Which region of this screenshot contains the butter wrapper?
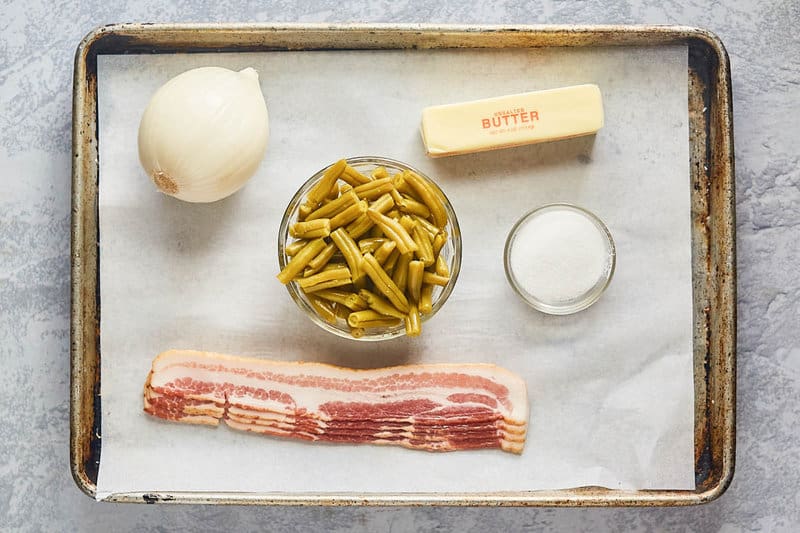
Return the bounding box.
[420,84,604,157]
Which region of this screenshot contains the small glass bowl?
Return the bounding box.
[504,203,616,315]
[278,156,462,341]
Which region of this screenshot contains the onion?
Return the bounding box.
[137,67,269,203]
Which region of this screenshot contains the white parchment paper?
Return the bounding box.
[96,46,693,498]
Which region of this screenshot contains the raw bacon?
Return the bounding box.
[143,350,529,453]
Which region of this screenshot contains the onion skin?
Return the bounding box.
[138,67,269,203]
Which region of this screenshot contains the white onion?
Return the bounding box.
[137,66,269,203]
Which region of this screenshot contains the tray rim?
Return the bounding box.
[70,22,736,507]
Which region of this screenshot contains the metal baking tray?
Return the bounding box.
[70,23,735,506]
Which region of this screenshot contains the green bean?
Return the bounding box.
[277,238,327,283]
[306,159,346,206]
[374,240,397,265]
[404,303,421,337]
[361,253,409,313]
[435,254,450,277]
[358,289,406,319]
[290,218,331,239]
[353,177,394,201]
[367,209,417,255]
[419,284,434,313]
[404,171,447,228]
[306,190,358,221]
[358,237,388,254]
[284,240,308,257]
[297,264,352,292]
[313,288,368,311]
[308,295,337,325]
[407,260,424,303]
[329,200,367,229]
[340,164,372,186]
[422,271,449,286]
[347,310,402,329]
[412,225,435,267]
[330,228,364,286]
[392,252,412,293]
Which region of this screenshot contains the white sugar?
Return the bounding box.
[509,209,609,303]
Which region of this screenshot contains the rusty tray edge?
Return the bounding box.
[70,23,736,506]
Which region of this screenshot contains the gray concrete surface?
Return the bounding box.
[1,0,798,531]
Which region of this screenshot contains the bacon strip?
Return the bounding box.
[143,350,529,454]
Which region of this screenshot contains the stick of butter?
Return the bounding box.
[420,84,603,158]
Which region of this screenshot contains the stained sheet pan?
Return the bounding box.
[70,23,735,506]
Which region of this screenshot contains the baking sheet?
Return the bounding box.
[96,45,693,498]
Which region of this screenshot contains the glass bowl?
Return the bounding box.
[278,156,462,341]
[504,203,615,315]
